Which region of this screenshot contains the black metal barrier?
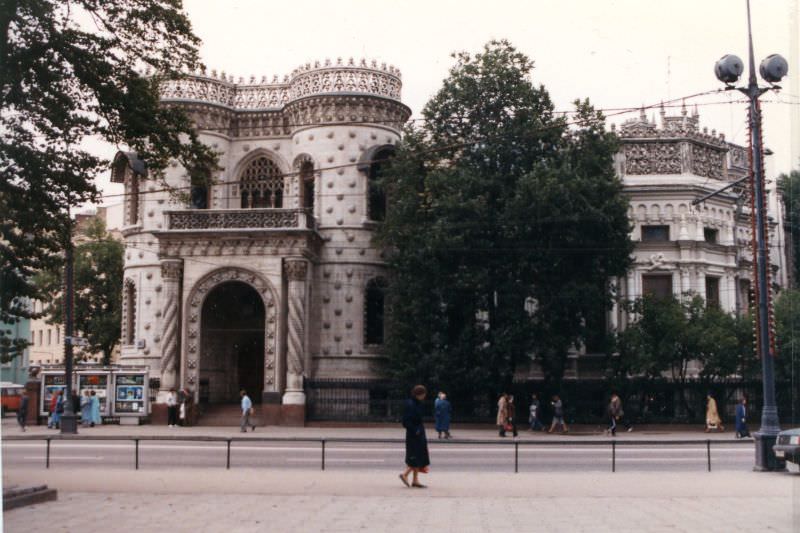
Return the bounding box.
[3,435,753,473]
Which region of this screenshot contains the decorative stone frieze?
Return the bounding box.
[166,208,310,230]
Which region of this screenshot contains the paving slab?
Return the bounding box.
[2,467,798,532]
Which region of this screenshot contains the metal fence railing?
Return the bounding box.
[3,435,753,473]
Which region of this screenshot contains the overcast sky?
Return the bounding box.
[95,0,798,206]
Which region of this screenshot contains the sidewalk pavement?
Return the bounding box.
[3,466,798,532]
[2,417,765,441]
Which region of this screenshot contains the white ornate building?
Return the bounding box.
[113,59,410,423]
[610,105,788,332]
[114,60,790,416]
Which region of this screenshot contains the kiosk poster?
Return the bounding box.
[115,375,145,413]
[42,374,67,413]
[78,374,109,414]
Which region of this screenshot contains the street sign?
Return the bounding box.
[66,336,89,347]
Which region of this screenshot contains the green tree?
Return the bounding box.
[377,40,633,398]
[1,0,217,360]
[778,170,800,283]
[614,295,755,383]
[774,288,800,381]
[35,218,124,364]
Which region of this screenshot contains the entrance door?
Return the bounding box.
[200,281,265,404]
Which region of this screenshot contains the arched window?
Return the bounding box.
[364,277,388,345]
[123,280,136,345]
[240,156,283,208]
[128,174,140,224]
[367,148,394,222]
[300,160,315,210]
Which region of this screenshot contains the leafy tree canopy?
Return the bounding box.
[1,0,217,356]
[377,40,633,398]
[34,218,123,364]
[614,295,755,383]
[779,170,800,283]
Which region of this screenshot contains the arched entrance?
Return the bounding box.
[199,281,265,404]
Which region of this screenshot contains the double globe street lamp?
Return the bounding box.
[713,0,789,471]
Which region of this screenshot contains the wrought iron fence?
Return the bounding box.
[305,378,799,426]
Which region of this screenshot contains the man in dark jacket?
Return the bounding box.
[607,393,633,436]
[17,391,29,432]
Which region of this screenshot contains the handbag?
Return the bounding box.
[503,420,513,432]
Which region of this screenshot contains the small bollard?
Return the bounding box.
[321,439,326,471]
[227,439,232,470]
[706,440,711,472]
[612,441,616,473]
[46,438,51,469]
[514,441,519,473]
[135,439,139,470]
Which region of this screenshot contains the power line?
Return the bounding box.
[97,89,732,202]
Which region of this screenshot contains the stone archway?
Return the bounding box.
[183,268,278,402]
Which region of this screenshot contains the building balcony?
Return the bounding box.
[164,208,316,231]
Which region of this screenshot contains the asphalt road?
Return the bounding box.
[2,439,757,473]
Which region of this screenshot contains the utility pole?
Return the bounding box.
[60,208,78,434]
[714,0,788,471]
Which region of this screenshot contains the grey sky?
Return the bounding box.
[95,0,797,205]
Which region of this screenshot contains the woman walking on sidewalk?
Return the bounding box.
[548,395,568,434]
[434,391,452,439]
[705,393,725,432]
[497,392,509,437]
[90,390,101,426]
[399,385,430,488]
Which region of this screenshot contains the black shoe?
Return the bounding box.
[251,425,255,431]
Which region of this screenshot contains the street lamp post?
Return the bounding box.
[714,0,789,471]
[60,209,78,434]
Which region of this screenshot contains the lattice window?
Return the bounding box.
[364,277,388,345]
[240,156,283,208]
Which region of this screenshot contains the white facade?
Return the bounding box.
[115,59,410,416]
[611,106,788,331]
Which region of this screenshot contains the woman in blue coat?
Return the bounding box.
[399,385,430,488]
[89,390,101,426]
[434,391,452,439]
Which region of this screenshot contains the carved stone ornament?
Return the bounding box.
[619,108,729,179]
[183,267,279,391]
[161,259,183,281]
[284,260,308,282]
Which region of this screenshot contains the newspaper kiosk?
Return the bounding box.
[112,371,149,424]
[76,369,112,418]
[39,369,69,417]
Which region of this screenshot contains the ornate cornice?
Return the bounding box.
[160,59,403,111]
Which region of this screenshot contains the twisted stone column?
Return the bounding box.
[283,259,308,405]
[159,259,183,391]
